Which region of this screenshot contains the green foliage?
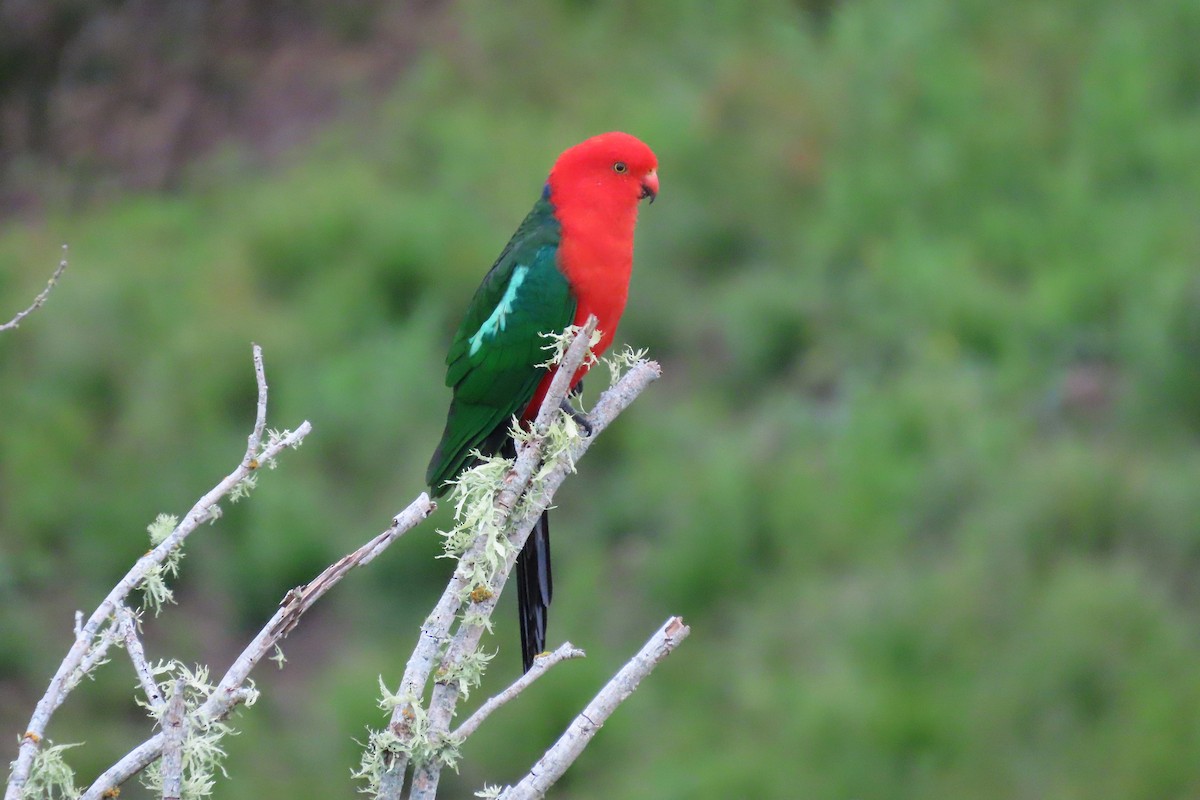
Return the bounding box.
[3,0,1200,797]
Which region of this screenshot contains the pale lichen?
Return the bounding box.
[136,662,257,800]
[20,739,80,800]
[604,343,650,385]
[354,682,461,791]
[139,514,182,614]
[536,324,601,371]
[227,473,257,502]
[435,647,495,701]
[437,453,516,593]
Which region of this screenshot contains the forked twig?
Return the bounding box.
[78,494,435,800]
[5,345,311,800]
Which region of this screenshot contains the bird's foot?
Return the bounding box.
[558,398,594,436]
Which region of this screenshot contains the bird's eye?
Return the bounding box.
[613,162,628,174]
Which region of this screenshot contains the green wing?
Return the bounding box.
[426,195,576,494]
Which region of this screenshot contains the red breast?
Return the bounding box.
[523,132,658,418]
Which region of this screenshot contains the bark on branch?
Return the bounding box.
[501,616,691,799]
[450,643,587,743]
[159,680,186,800]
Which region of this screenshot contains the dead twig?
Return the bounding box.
[501,617,691,800]
[0,245,68,332]
[450,643,587,743]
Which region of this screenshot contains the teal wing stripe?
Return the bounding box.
[469,265,530,356]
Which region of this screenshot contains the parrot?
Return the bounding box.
[425,131,658,672]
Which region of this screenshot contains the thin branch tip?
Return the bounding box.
[0,249,69,333]
[501,616,690,799]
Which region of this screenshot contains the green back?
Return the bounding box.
[426,193,576,494]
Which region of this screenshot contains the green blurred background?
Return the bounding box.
[3,0,1200,797]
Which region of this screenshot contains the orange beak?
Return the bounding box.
[640,169,659,203]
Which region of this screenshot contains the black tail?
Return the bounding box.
[516,510,553,672]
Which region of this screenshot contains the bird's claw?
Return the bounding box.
[559,398,594,436]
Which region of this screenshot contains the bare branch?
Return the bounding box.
[4,346,311,800]
[450,643,587,743]
[116,606,164,710]
[248,343,269,456]
[0,245,68,332]
[160,680,186,800]
[67,624,119,695]
[208,494,434,712]
[77,494,436,800]
[501,617,691,800]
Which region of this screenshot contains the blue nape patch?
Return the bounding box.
[469,265,530,355]
[542,182,551,200]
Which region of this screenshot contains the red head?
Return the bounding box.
[528,132,659,414]
[546,132,659,215]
